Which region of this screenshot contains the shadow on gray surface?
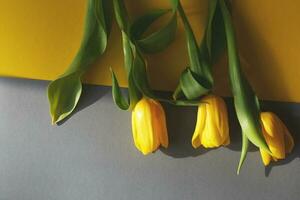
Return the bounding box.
[160,99,254,158]
[0,78,110,126]
[160,103,210,158]
[160,98,300,176]
[1,77,299,176]
[57,84,110,125]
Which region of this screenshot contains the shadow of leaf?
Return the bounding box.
[160,96,300,169]
[57,84,110,125]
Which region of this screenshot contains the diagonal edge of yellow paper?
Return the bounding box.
[0,0,300,103]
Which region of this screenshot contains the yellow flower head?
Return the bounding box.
[132,98,168,155]
[192,95,230,148]
[259,112,294,166]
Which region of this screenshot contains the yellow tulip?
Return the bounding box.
[131,98,169,155]
[192,95,230,148]
[259,112,294,166]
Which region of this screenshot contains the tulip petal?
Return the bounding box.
[215,96,230,145]
[283,126,295,154]
[202,96,225,148]
[151,100,169,148]
[192,135,202,149]
[261,112,286,159]
[132,99,156,155]
[131,110,141,151]
[203,107,221,147]
[149,101,160,151]
[191,103,206,148]
[143,100,157,155]
[261,112,276,137]
[260,149,272,166]
[223,136,230,146]
[192,95,229,148]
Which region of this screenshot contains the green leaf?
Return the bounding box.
[172,85,185,100]
[113,0,130,33]
[112,1,144,110]
[237,132,249,175]
[177,2,203,75]
[47,0,112,124]
[131,9,170,40]
[48,72,82,124]
[113,0,177,106]
[173,0,223,100]
[170,0,179,10]
[219,0,271,171]
[197,0,226,84]
[111,69,130,110]
[111,32,142,110]
[130,6,178,54]
[205,0,226,62]
[179,68,212,100]
[127,72,143,110]
[131,48,156,98]
[136,14,177,54]
[172,1,205,100]
[121,32,143,109]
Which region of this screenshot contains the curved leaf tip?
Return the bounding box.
[47,0,112,124]
[48,73,82,124]
[110,68,130,110]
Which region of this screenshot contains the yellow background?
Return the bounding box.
[0,0,299,103]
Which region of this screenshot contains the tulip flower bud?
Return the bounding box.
[131,98,169,155]
[259,112,294,166]
[192,95,230,148]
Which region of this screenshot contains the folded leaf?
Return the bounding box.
[179,68,212,100]
[131,9,170,40]
[48,0,112,124]
[136,13,177,54]
[173,0,225,100]
[48,72,82,124]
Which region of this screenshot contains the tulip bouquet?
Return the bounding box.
[47,0,294,174]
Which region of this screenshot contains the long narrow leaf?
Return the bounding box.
[112,0,143,110]
[205,0,226,62]
[237,132,249,174]
[111,30,142,110]
[111,69,130,110]
[219,0,270,172]
[177,2,203,74]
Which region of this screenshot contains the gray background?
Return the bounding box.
[0,77,299,200]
